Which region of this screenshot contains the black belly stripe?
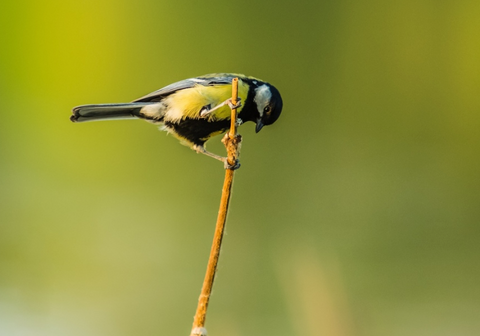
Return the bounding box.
[164,118,231,146]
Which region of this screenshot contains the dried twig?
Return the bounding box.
[190,78,242,336]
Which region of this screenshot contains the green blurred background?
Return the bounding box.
[1,0,479,335]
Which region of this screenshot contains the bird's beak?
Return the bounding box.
[255,119,264,133]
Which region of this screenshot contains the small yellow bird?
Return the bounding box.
[71,73,283,168]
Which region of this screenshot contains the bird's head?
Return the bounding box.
[252,82,283,133]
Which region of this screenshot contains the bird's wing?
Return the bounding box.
[133,74,240,103]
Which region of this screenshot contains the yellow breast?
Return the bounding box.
[164,79,250,122]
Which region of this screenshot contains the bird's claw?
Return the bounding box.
[200,98,242,118]
[227,98,242,110]
[223,158,241,170]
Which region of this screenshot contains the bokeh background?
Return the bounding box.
[1,0,479,335]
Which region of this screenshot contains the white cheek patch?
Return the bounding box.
[254,84,272,117]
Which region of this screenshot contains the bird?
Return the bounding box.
[71,73,283,168]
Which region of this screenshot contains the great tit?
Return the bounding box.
[71,73,283,167]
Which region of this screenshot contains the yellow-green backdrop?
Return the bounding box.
[1,0,479,335]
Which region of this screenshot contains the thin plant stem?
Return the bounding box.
[190,78,242,336]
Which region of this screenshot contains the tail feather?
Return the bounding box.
[70,103,152,123]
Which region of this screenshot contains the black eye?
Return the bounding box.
[263,106,271,113]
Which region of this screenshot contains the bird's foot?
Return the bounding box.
[200,98,242,117]
[223,158,241,170]
[226,98,242,110]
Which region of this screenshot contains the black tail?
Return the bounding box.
[70,103,153,123]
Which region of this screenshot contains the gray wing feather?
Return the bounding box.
[133,78,200,102]
[133,74,241,103]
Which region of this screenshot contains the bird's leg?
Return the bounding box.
[200,98,242,117]
[193,144,225,162]
[193,144,241,170]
